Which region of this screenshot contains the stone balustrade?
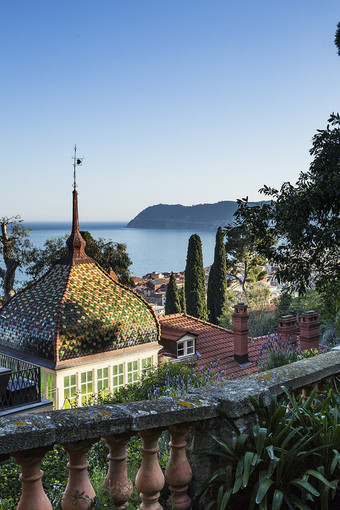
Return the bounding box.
[1,349,340,509]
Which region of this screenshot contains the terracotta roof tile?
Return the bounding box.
[159,313,265,379]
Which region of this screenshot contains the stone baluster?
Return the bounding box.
[12,446,52,510]
[165,424,192,510]
[317,376,333,395]
[103,433,133,509]
[301,384,314,403]
[62,439,96,510]
[135,428,165,510]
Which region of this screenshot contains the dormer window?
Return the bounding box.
[177,338,195,357]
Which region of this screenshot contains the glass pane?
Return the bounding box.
[71,375,76,386]
[64,376,69,387]
[103,368,108,377]
[81,373,86,383]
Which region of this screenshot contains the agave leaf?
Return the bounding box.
[284,492,312,510]
[305,469,337,489]
[217,409,241,436]
[242,451,256,487]
[330,449,340,474]
[271,489,284,510]
[266,445,276,460]
[211,435,238,460]
[234,433,249,456]
[253,425,267,455]
[256,478,274,504]
[216,486,232,510]
[290,478,320,497]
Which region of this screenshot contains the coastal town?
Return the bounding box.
[133,264,280,315]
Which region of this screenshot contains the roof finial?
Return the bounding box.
[72,145,83,190]
[58,147,91,265]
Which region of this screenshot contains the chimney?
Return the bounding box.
[277,315,298,346]
[299,310,320,351]
[233,303,249,364]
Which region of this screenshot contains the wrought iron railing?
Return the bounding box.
[0,353,41,410]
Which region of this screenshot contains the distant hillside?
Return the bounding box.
[126,201,268,230]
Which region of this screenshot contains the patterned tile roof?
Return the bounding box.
[159,314,264,379]
[0,262,159,364]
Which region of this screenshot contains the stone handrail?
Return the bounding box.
[1,350,340,509]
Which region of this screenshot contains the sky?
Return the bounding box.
[1,1,339,222]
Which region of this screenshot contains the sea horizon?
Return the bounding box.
[13,222,218,284]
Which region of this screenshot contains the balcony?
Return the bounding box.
[0,353,52,417]
[0,349,339,509]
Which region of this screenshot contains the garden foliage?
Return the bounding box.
[197,385,340,510]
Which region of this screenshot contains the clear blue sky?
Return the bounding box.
[1,1,339,221]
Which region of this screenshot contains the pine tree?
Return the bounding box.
[185,234,208,320]
[179,286,186,313]
[165,272,181,315]
[207,227,228,324]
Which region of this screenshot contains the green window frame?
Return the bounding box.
[46,373,56,407]
[112,363,124,390]
[64,374,76,409]
[141,357,152,373]
[97,367,109,398]
[81,370,93,406]
[127,360,138,384]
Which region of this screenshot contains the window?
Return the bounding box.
[127,360,138,383]
[46,373,56,407]
[112,363,124,390]
[64,374,76,409]
[177,339,195,357]
[142,357,152,374]
[81,370,93,406]
[177,342,185,357]
[186,340,194,355]
[97,367,109,398]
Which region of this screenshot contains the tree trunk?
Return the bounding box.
[3,260,19,301]
[1,220,20,302]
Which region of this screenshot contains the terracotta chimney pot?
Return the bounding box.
[233,303,249,364]
[299,310,320,351]
[277,315,298,346]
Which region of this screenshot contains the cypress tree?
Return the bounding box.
[185,234,208,320]
[165,272,181,315]
[207,227,227,324]
[179,285,186,313]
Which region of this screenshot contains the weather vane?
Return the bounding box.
[72,145,84,190]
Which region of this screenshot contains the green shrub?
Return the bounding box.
[196,388,339,510]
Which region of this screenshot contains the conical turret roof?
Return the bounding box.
[0,176,159,366]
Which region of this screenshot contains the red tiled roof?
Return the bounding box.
[159,313,265,379]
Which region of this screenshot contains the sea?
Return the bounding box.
[14,222,218,285]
